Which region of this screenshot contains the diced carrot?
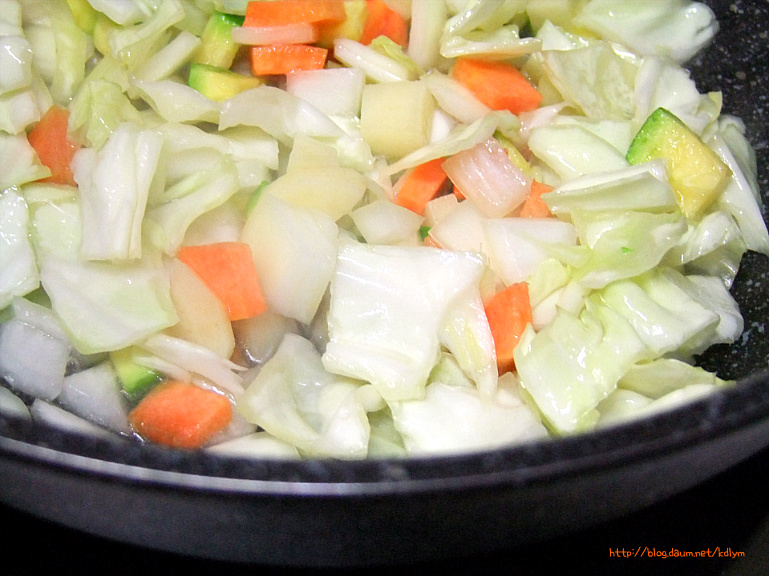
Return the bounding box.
[250,43,328,75]
[395,157,449,215]
[244,0,347,27]
[451,57,542,115]
[519,180,554,218]
[359,0,408,48]
[26,105,81,186]
[453,186,466,201]
[176,242,268,321]
[129,380,233,449]
[484,282,532,374]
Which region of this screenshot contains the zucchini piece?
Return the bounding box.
[187,62,262,102]
[627,107,730,219]
[109,346,161,402]
[192,11,245,68]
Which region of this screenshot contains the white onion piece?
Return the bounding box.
[422,69,491,124]
[30,399,115,439]
[517,103,568,144]
[286,67,365,117]
[333,38,414,83]
[428,199,487,253]
[231,23,318,46]
[0,320,68,401]
[430,108,458,143]
[442,138,530,217]
[57,362,131,434]
[423,192,460,227]
[139,334,246,396]
[351,199,423,246]
[0,386,30,420]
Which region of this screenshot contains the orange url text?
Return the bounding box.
[609,547,745,559]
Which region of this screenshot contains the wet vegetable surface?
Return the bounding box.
[1,0,768,567]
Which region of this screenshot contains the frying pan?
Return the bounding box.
[1,0,767,567]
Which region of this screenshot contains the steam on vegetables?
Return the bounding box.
[1,0,768,459]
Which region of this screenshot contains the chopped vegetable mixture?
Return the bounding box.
[1,0,768,458]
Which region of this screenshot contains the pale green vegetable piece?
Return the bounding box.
[0,133,50,189]
[514,301,649,434]
[597,270,720,357]
[390,377,548,455]
[0,35,33,95]
[144,158,240,255]
[207,431,301,459]
[238,334,370,459]
[618,357,730,399]
[528,124,629,179]
[571,210,688,289]
[24,183,82,262]
[322,240,496,403]
[573,0,718,63]
[0,189,39,308]
[540,42,638,120]
[73,122,164,260]
[40,255,178,354]
[542,161,678,216]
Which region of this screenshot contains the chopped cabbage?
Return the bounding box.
[1,0,765,459]
[573,0,718,64]
[238,334,370,458]
[0,188,39,308]
[322,240,495,403]
[73,122,164,260]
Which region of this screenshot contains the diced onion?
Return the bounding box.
[285,67,365,117]
[57,362,131,434]
[442,138,530,217]
[333,38,414,83]
[30,399,115,439]
[231,23,319,46]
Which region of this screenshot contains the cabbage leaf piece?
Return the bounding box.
[573,0,718,64]
[0,188,39,308]
[514,299,650,434]
[238,334,370,459]
[571,210,688,289]
[322,240,497,403]
[0,133,50,189]
[540,42,638,121]
[39,255,178,355]
[391,371,548,455]
[73,122,164,261]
